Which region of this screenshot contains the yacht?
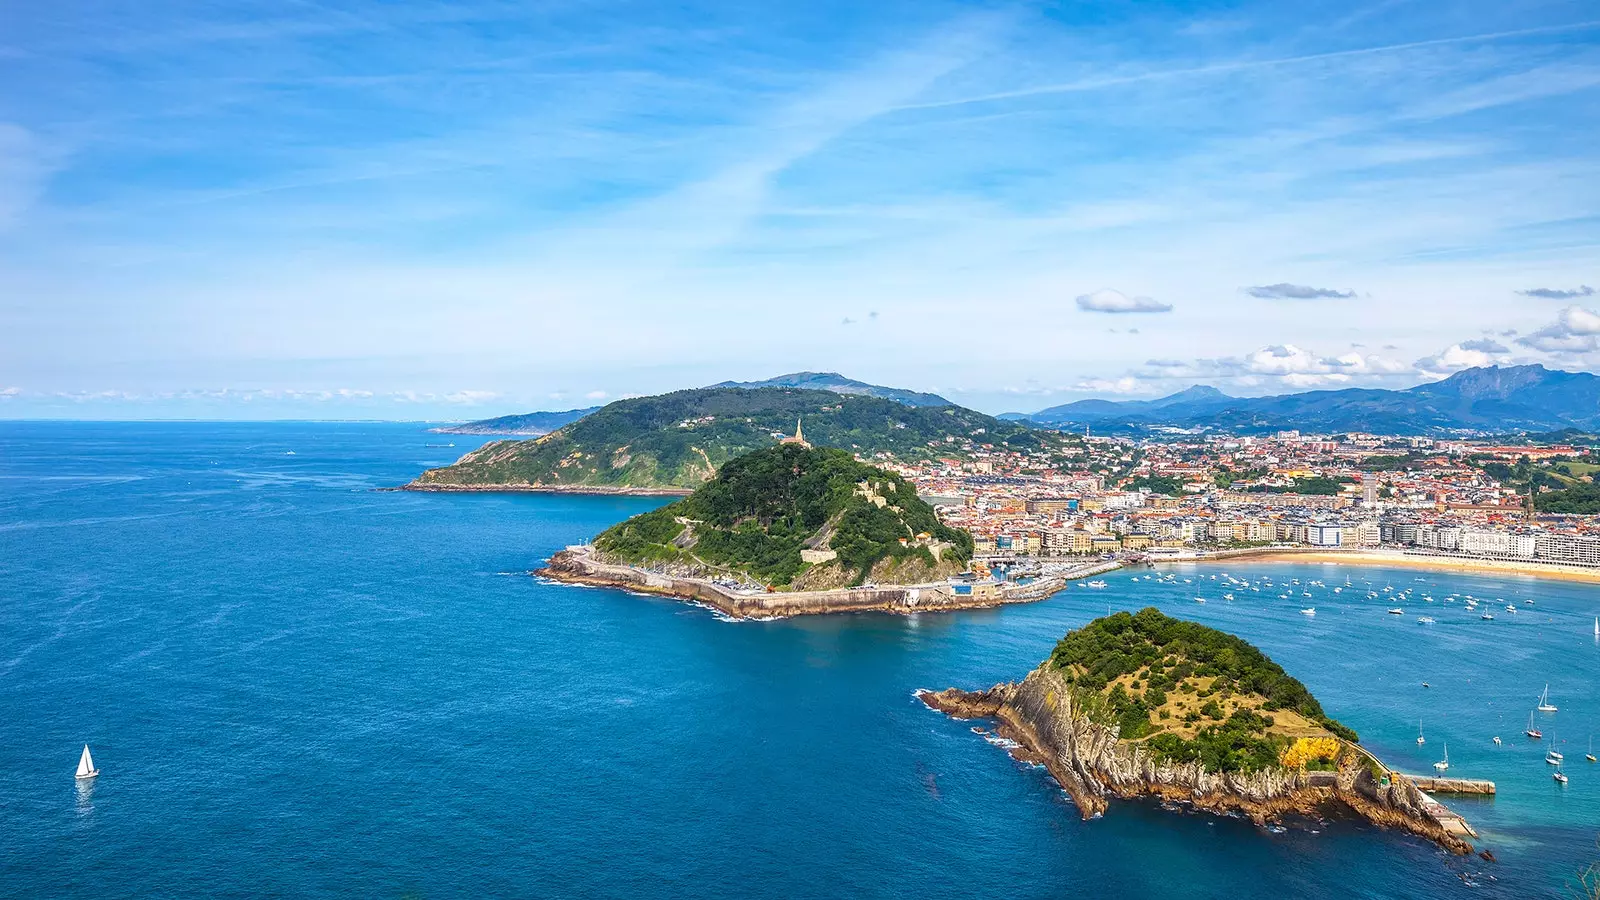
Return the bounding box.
[1537,685,1557,713]
[1554,767,1568,784]
[1300,608,1316,617]
[1525,712,1543,740]
[1433,743,1449,772]
[1416,719,1425,746]
[75,745,98,780]
[1387,608,1404,615]
[1417,616,1436,625]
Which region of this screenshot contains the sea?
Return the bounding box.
[2,421,1597,899]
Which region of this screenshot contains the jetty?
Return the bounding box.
[1406,775,1496,796]
[1341,740,1485,839]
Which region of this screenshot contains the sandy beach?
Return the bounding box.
[1197,548,1600,585]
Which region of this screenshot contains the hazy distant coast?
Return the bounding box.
[400,483,693,497]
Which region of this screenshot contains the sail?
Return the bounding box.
[76,745,94,777]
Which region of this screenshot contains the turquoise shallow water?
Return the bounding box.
[2,422,1597,899]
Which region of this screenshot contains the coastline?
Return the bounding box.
[400,482,694,497]
[537,546,1120,619]
[1194,547,1600,585]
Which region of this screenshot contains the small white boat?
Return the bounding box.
[1526,711,1543,739]
[1506,605,1518,614]
[1085,580,1108,589]
[1547,751,1563,764]
[75,745,98,780]
[1586,737,1595,763]
[1417,616,1435,625]
[1593,617,1598,637]
[1300,608,1316,617]
[1537,685,1557,713]
[1555,768,1568,784]
[1492,736,1502,745]
[1434,742,1449,772]
[1481,612,1495,620]
[1417,719,1425,746]
[1194,597,1206,604]
[1223,593,1234,601]
[1387,608,1404,615]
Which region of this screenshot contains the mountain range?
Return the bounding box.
[1016,365,1600,434]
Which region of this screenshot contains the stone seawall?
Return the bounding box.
[921,665,1472,854]
[537,548,1117,619]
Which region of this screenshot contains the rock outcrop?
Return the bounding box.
[922,665,1471,854]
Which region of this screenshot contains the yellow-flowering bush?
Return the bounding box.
[1280,737,1342,770]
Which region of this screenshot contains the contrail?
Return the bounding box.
[896,19,1600,112]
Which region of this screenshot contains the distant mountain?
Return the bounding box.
[409,386,1048,491]
[1030,385,1235,424]
[710,372,952,407]
[1021,366,1600,434]
[431,407,599,436]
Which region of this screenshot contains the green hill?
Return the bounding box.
[1050,608,1358,773]
[593,444,974,588]
[411,386,1048,491]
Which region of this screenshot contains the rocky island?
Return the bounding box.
[922,608,1475,854]
[538,443,1117,618]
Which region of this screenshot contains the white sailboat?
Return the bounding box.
[1537,684,1557,713]
[1417,719,1425,746]
[1593,617,1598,638]
[75,745,98,780]
[1433,742,1449,772]
[1587,737,1596,763]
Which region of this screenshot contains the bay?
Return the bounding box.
[1,422,1596,898]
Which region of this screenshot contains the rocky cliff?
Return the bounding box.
[922,665,1471,854]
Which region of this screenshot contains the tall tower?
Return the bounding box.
[1362,472,1378,505]
[794,417,803,444]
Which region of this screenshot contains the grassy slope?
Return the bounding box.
[592,444,974,587]
[1048,608,1356,773]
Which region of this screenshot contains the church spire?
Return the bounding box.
[794,416,803,443]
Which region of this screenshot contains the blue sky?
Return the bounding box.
[2,0,1599,419]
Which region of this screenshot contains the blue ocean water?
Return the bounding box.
[2,422,1597,899]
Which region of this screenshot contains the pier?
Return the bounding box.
[1407,776,1496,796]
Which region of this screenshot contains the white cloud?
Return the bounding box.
[584,390,609,400]
[0,386,19,398]
[1072,376,1147,394]
[1518,306,1600,354]
[1414,341,1508,374]
[1243,283,1355,300]
[1128,344,1415,391]
[1075,289,1173,314]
